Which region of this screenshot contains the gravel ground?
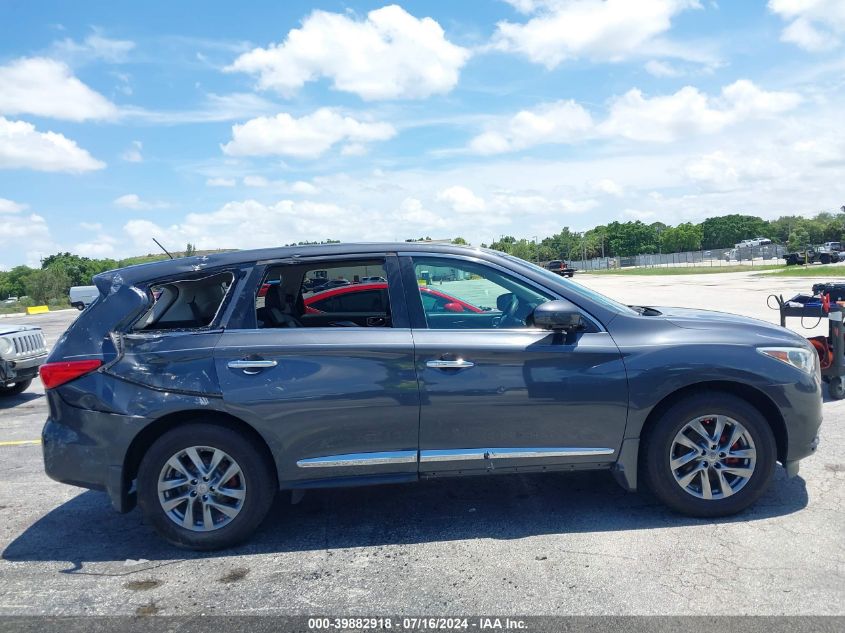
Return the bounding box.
[0,275,842,617]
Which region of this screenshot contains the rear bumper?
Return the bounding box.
[41,395,146,513]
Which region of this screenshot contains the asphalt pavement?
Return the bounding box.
[0,275,843,616]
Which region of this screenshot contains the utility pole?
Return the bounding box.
[533,235,538,264]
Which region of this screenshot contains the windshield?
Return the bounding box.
[493,251,639,316]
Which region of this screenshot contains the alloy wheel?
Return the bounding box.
[157,446,246,531]
[669,415,757,500]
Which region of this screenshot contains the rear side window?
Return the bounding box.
[134,271,234,331]
[310,289,388,313]
[257,259,393,328]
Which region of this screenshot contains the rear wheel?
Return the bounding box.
[0,379,32,397]
[137,423,276,550]
[642,393,776,517]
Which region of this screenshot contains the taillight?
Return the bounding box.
[39,360,103,390]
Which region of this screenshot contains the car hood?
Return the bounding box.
[648,306,810,346]
[0,324,39,336]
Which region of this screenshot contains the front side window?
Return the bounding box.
[412,257,553,330]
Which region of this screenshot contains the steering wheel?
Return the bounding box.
[498,294,523,328]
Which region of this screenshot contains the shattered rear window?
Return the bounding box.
[134,271,234,331]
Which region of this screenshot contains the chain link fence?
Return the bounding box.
[567,245,788,271]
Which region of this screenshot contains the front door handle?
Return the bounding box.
[228,359,278,374]
[426,359,475,369]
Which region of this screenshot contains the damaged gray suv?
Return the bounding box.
[41,243,822,549]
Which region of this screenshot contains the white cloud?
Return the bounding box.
[52,32,136,63]
[592,178,623,196]
[206,177,236,187]
[120,140,143,162]
[0,57,118,121]
[0,116,105,172]
[469,100,594,154]
[123,93,278,125]
[292,180,319,195]
[79,222,102,231]
[0,213,51,247]
[437,186,487,213]
[684,151,784,190]
[623,209,657,220]
[222,108,396,159]
[599,80,802,142]
[125,199,360,251]
[226,5,470,100]
[0,198,27,214]
[243,175,270,188]
[398,197,448,228]
[114,193,167,210]
[644,59,682,77]
[768,0,845,51]
[493,0,700,67]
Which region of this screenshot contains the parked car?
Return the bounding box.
[1,324,48,396]
[41,243,822,549]
[545,260,575,277]
[734,237,772,249]
[359,276,387,283]
[304,282,484,315]
[69,285,99,310]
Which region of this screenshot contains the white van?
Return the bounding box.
[69,286,99,311]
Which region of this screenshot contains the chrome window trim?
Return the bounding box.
[420,447,615,463]
[297,450,418,468]
[401,251,606,333]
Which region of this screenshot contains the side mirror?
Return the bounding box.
[444,302,465,313]
[532,300,585,331]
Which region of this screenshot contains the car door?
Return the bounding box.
[214,255,420,486]
[401,253,628,474]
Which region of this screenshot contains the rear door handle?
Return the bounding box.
[426,359,475,369]
[228,359,278,374]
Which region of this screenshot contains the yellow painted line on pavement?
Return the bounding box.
[0,439,41,447]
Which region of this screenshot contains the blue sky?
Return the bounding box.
[1,0,844,268]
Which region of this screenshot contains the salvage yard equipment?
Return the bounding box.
[774,288,845,399]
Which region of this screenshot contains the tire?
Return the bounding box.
[821,254,831,265]
[137,422,276,550]
[641,392,776,518]
[0,378,32,397]
[828,376,845,400]
[72,302,84,311]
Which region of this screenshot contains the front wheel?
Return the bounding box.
[641,393,776,517]
[828,376,845,400]
[0,379,32,397]
[137,423,276,550]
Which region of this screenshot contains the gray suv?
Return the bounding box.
[40,243,822,549]
[1,323,47,396]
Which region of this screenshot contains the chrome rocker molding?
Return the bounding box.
[420,447,615,462]
[296,450,418,468]
[297,447,615,468]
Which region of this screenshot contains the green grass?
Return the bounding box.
[0,301,72,315]
[582,264,784,276]
[757,263,845,277]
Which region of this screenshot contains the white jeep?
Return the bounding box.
[0,324,47,396]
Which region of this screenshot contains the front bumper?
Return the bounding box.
[1,353,47,384]
[41,393,148,513]
[778,374,823,472]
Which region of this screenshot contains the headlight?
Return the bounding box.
[758,346,817,375]
[0,337,13,357]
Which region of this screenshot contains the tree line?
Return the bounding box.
[483,210,845,262]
